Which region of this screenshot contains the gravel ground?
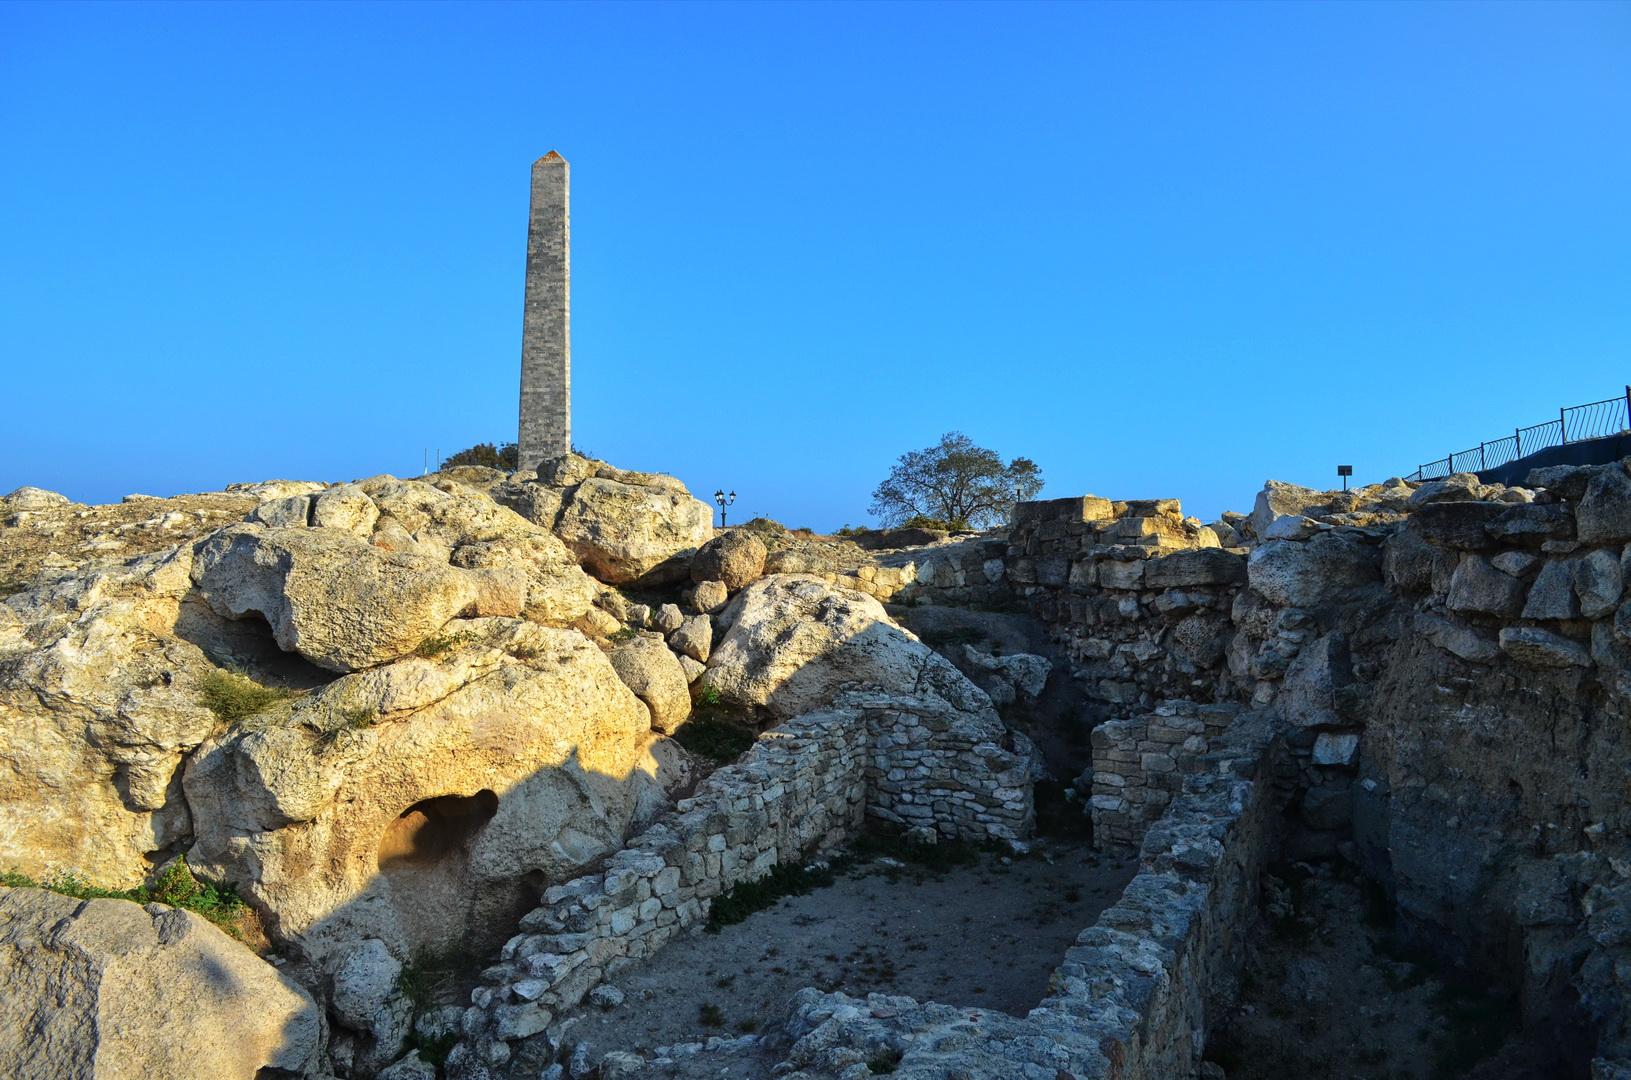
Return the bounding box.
[551,839,1139,1065]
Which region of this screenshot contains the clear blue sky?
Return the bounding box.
[3,2,1628,528]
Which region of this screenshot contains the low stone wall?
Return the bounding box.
[624,710,1284,1080]
[889,536,1012,607]
[857,690,1035,841]
[449,695,1034,1078]
[1089,700,1242,846]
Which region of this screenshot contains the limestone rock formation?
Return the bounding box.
[481,458,716,585]
[608,632,693,734]
[185,620,679,964]
[706,574,995,721]
[0,886,321,1079]
[0,547,221,887]
[194,525,491,672]
[690,530,767,592]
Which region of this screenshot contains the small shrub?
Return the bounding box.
[674,710,756,764]
[897,514,963,532]
[2,857,251,940]
[440,442,518,471]
[607,627,640,645]
[699,1003,725,1027]
[868,1054,900,1074]
[411,1030,458,1067]
[197,668,296,724]
[313,705,377,751]
[692,682,722,708]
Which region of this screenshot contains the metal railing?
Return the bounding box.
[1409,387,1631,481]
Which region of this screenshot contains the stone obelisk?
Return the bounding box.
[518,151,570,471]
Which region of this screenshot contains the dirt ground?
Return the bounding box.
[552,838,1138,1063]
[1206,861,1562,1080]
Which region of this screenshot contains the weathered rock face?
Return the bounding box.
[518,460,713,585]
[608,633,693,734]
[0,547,222,887]
[706,575,995,723]
[185,620,680,964]
[0,475,609,897]
[194,525,490,672]
[690,530,767,592]
[0,886,322,1079]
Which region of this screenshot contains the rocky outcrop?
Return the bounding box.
[186,619,682,964]
[608,633,693,734]
[194,525,493,672]
[706,575,995,722]
[483,456,713,585]
[0,886,322,1079]
[690,530,767,592]
[0,547,221,887]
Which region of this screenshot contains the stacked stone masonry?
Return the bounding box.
[618,708,1285,1080]
[1004,495,1248,721]
[450,696,1033,1077]
[1090,700,1241,846]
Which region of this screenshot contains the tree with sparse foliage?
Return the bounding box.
[868,432,1043,530]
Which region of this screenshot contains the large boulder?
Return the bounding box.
[193,525,490,672]
[706,575,995,721]
[691,530,768,592]
[1249,480,1327,540]
[0,547,221,888]
[185,620,681,964]
[608,634,693,734]
[553,475,713,585]
[1246,533,1380,610]
[0,886,321,1079]
[1579,464,1631,546]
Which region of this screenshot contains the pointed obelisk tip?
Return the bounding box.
[537,150,566,165]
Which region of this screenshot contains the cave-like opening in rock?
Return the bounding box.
[377,790,499,871]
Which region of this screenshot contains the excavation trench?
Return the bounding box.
[548,834,1138,1064]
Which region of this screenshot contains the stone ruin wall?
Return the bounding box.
[1089,701,1242,846]
[452,696,1034,1076]
[616,707,1284,1080]
[862,465,1631,1073]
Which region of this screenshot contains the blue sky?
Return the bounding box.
[2,1,1628,528]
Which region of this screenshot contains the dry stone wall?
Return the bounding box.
[449,695,1034,1077]
[1089,700,1242,846]
[1003,496,1248,721]
[621,709,1285,1080]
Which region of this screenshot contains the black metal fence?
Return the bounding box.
[1409,387,1631,482]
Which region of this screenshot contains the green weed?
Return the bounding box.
[2,857,250,939]
[675,709,756,764]
[415,630,474,659]
[706,861,842,931]
[699,1003,725,1027]
[197,668,296,724]
[410,1030,458,1067]
[608,627,640,644]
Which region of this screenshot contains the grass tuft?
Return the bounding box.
[2,857,252,940]
[415,630,474,659]
[675,709,756,764]
[197,668,296,724]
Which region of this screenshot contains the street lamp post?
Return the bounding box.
[714,489,737,528]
